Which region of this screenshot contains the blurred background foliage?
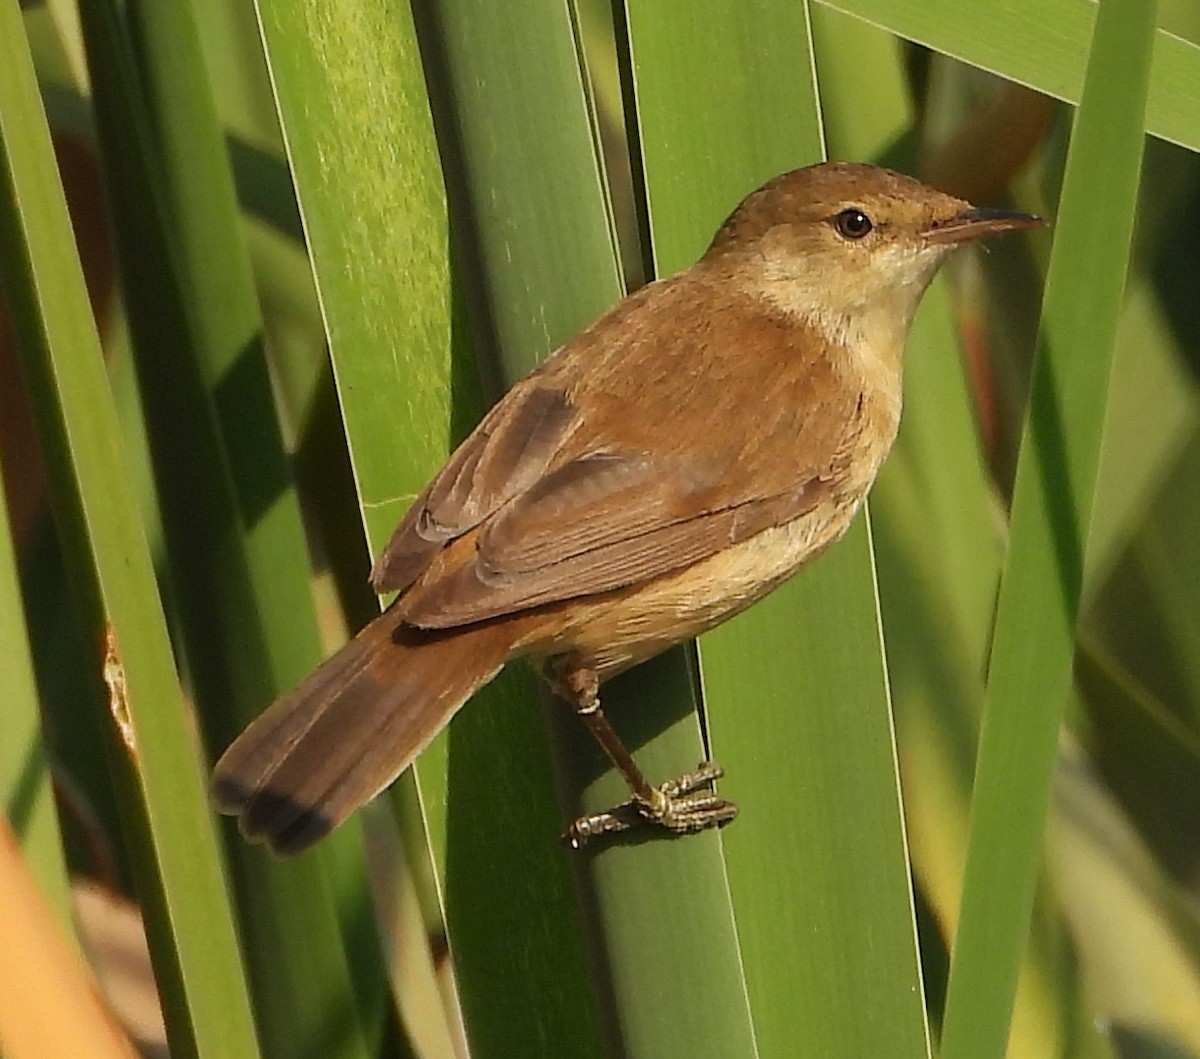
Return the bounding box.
[1,0,1199,1057]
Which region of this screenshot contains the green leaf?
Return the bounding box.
[251,1,604,1055]
[0,9,259,1055]
[820,0,1200,152]
[77,2,390,1052]
[623,2,929,1055]
[941,0,1159,1054]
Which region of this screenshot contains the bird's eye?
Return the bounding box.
[833,208,873,239]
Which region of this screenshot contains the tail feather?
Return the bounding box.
[213,607,513,855]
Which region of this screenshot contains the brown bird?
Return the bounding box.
[213,161,1041,855]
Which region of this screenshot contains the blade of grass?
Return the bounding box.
[940,0,1158,1054]
[812,11,1087,1051]
[250,0,472,548]
[620,2,930,1055]
[412,3,715,1054]
[250,1,605,1054]
[818,0,1200,153]
[0,9,258,1055]
[78,4,390,1053]
[811,0,996,1022]
[416,0,774,1053]
[249,0,471,1048]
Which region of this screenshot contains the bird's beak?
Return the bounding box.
[922,207,1045,246]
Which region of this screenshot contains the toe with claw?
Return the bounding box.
[566,761,739,848]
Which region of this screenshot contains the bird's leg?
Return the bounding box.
[549,659,739,847]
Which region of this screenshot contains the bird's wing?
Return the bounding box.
[399,448,836,627]
[370,381,579,594]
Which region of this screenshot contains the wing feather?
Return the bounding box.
[403,466,830,628]
[370,383,577,593]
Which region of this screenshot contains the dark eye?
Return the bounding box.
[833,208,873,239]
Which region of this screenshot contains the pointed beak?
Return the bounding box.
[922,207,1045,246]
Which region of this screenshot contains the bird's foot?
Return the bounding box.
[565,761,738,848]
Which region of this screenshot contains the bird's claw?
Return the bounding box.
[565,761,739,848]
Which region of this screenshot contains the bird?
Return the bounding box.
[213,160,1042,855]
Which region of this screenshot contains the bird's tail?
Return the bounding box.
[212,606,515,855]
